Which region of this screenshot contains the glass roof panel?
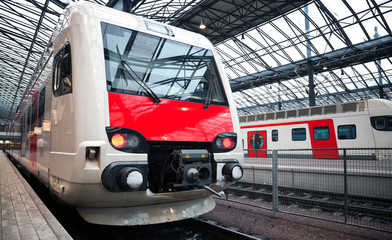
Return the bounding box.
[217,0,392,115]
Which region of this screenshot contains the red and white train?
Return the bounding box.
[6,2,243,225]
[240,99,392,159]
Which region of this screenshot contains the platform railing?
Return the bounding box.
[224,148,392,232]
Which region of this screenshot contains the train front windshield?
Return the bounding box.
[101,22,228,106]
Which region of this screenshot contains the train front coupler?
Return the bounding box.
[161,149,243,195]
[161,149,212,192]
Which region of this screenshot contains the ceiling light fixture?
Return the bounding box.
[199,17,206,30]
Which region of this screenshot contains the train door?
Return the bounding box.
[51,42,74,155]
[248,131,267,158]
[308,120,338,159]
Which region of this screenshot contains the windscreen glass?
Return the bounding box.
[101,22,228,106]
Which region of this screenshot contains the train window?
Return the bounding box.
[272,130,278,142]
[101,22,228,106]
[292,128,306,141]
[38,87,46,128]
[249,133,264,149]
[53,42,72,97]
[370,116,392,131]
[338,125,356,139]
[313,127,329,140]
[375,118,385,129]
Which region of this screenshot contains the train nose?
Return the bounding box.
[222,163,243,182]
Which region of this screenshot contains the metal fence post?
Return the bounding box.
[252,166,255,183]
[272,149,278,217]
[343,149,348,224]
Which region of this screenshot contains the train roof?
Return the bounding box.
[57,1,213,50]
[239,99,392,124]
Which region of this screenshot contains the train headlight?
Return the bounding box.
[111,134,126,148]
[106,127,148,153]
[222,137,235,149]
[213,133,237,152]
[222,163,243,182]
[117,167,144,190]
[102,162,148,192]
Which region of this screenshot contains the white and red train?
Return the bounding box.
[240,99,392,159]
[6,2,243,225]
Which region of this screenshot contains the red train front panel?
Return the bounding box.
[108,93,234,142]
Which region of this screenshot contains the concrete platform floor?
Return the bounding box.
[0,153,71,240]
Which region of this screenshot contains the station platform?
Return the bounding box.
[0,153,71,240]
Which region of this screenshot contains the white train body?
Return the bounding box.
[7,2,243,225]
[239,99,392,159]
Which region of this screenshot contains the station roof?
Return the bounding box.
[0,0,391,125]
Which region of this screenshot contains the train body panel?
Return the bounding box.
[6,2,243,226]
[240,99,392,158]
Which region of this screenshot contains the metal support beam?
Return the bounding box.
[230,35,392,92]
[305,4,315,107]
[374,26,384,99]
[308,60,316,106]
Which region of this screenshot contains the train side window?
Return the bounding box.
[53,42,72,97]
[370,116,392,131]
[338,125,356,139]
[292,128,306,141]
[38,87,46,128]
[375,118,385,129]
[271,129,278,142]
[313,126,329,140]
[249,132,264,149]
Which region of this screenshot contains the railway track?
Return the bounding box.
[58,215,260,240]
[45,191,260,239]
[227,182,392,222]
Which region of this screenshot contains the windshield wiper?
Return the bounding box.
[116,45,161,105]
